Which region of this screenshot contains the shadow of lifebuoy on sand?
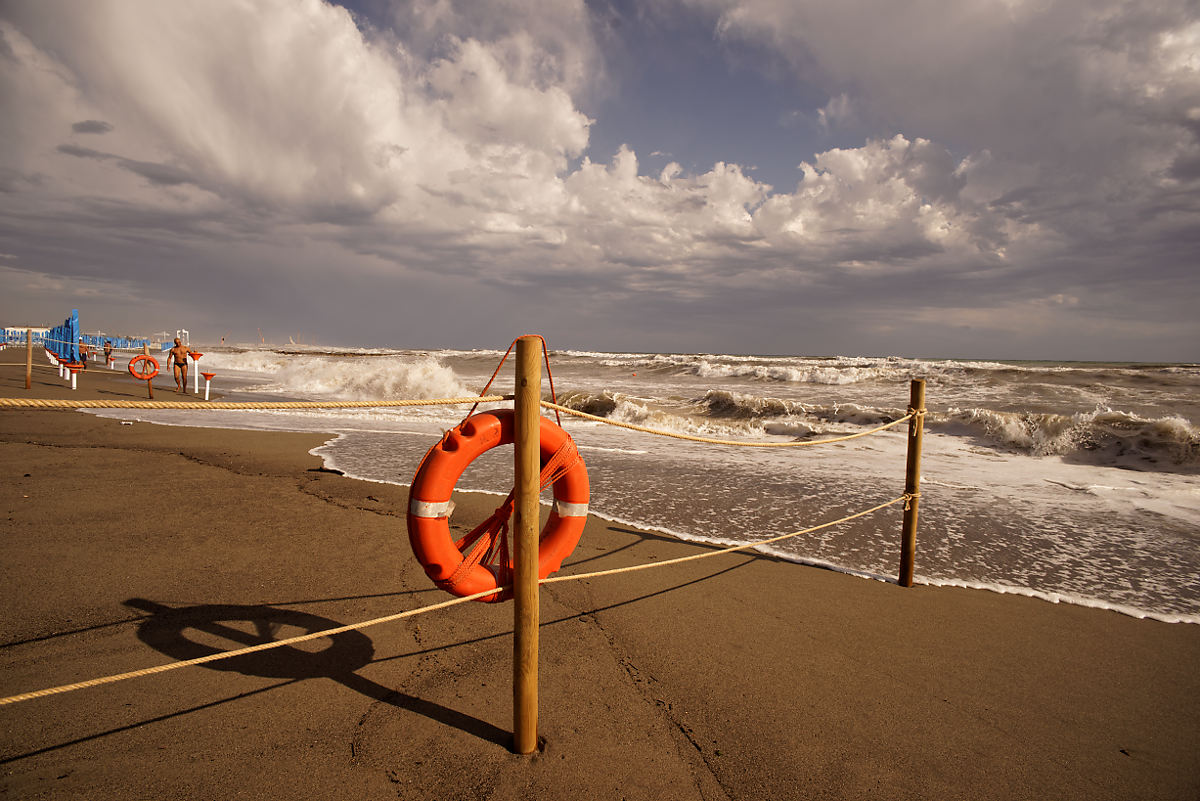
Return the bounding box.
[124,598,511,748]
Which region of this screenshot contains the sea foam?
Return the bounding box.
[203,351,471,401]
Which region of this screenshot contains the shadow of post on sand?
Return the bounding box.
[124,598,512,748]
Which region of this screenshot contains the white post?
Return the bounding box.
[204,375,212,401]
[191,352,202,394]
[70,369,77,390]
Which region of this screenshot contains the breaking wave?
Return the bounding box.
[938,407,1200,470]
[201,351,471,401]
[556,388,907,442]
[554,387,1198,470]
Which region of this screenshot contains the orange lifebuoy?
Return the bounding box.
[128,355,160,381]
[407,409,589,602]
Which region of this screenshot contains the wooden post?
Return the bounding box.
[512,335,542,754]
[141,344,153,399]
[898,378,925,587]
[25,329,32,390]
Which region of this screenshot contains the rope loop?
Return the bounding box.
[439,494,516,597]
[435,431,582,598]
[468,335,561,425]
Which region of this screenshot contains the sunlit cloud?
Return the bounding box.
[0,0,1196,359]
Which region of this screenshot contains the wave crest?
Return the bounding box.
[556,389,619,417]
[204,352,471,401]
[939,407,1200,470]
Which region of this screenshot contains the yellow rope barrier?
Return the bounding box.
[541,400,913,447]
[0,395,507,410]
[0,588,499,706]
[542,495,908,583]
[0,495,907,707]
[0,394,909,451]
[0,346,920,706]
[1,369,912,451]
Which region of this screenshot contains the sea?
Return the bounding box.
[88,346,1200,624]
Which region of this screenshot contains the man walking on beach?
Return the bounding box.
[78,339,89,370]
[168,337,190,393]
[103,341,113,367]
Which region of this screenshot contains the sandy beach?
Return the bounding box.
[1,363,1198,800]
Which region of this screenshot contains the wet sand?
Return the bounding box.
[1,360,1198,800]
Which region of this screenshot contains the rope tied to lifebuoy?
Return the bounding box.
[437,433,582,599]
[466,334,562,425]
[408,408,588,602]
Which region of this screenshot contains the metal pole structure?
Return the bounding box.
[25,329,32,390]
[898,378,926,587]
[512,335,542,754]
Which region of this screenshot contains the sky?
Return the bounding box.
[1,0,1198,361]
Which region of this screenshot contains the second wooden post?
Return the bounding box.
[898,378,926,587]
[513,335,542,754]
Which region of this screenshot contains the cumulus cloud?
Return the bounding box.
[0,0,1195,358]
[382,0,603,94]
[7,0,1000,276]
[753,135,1020,264]
[690,0,1200,232]
[1,1,590,221]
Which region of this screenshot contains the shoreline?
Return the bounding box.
[315,432,1200,627]
[2,365,1200,799]
[7,360,1199,625]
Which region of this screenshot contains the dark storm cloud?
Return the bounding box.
[117,159,192,187]
[71,119,113,134]
[56,144,194,187]
[56,144,107,160]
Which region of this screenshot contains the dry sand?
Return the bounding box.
[1,360,1199,800]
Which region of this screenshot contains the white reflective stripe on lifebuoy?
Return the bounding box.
[410,499,454,518]
[554,500,588,518]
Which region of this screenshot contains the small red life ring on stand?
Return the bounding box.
[407,409,589,602]
[128,355,160,381]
